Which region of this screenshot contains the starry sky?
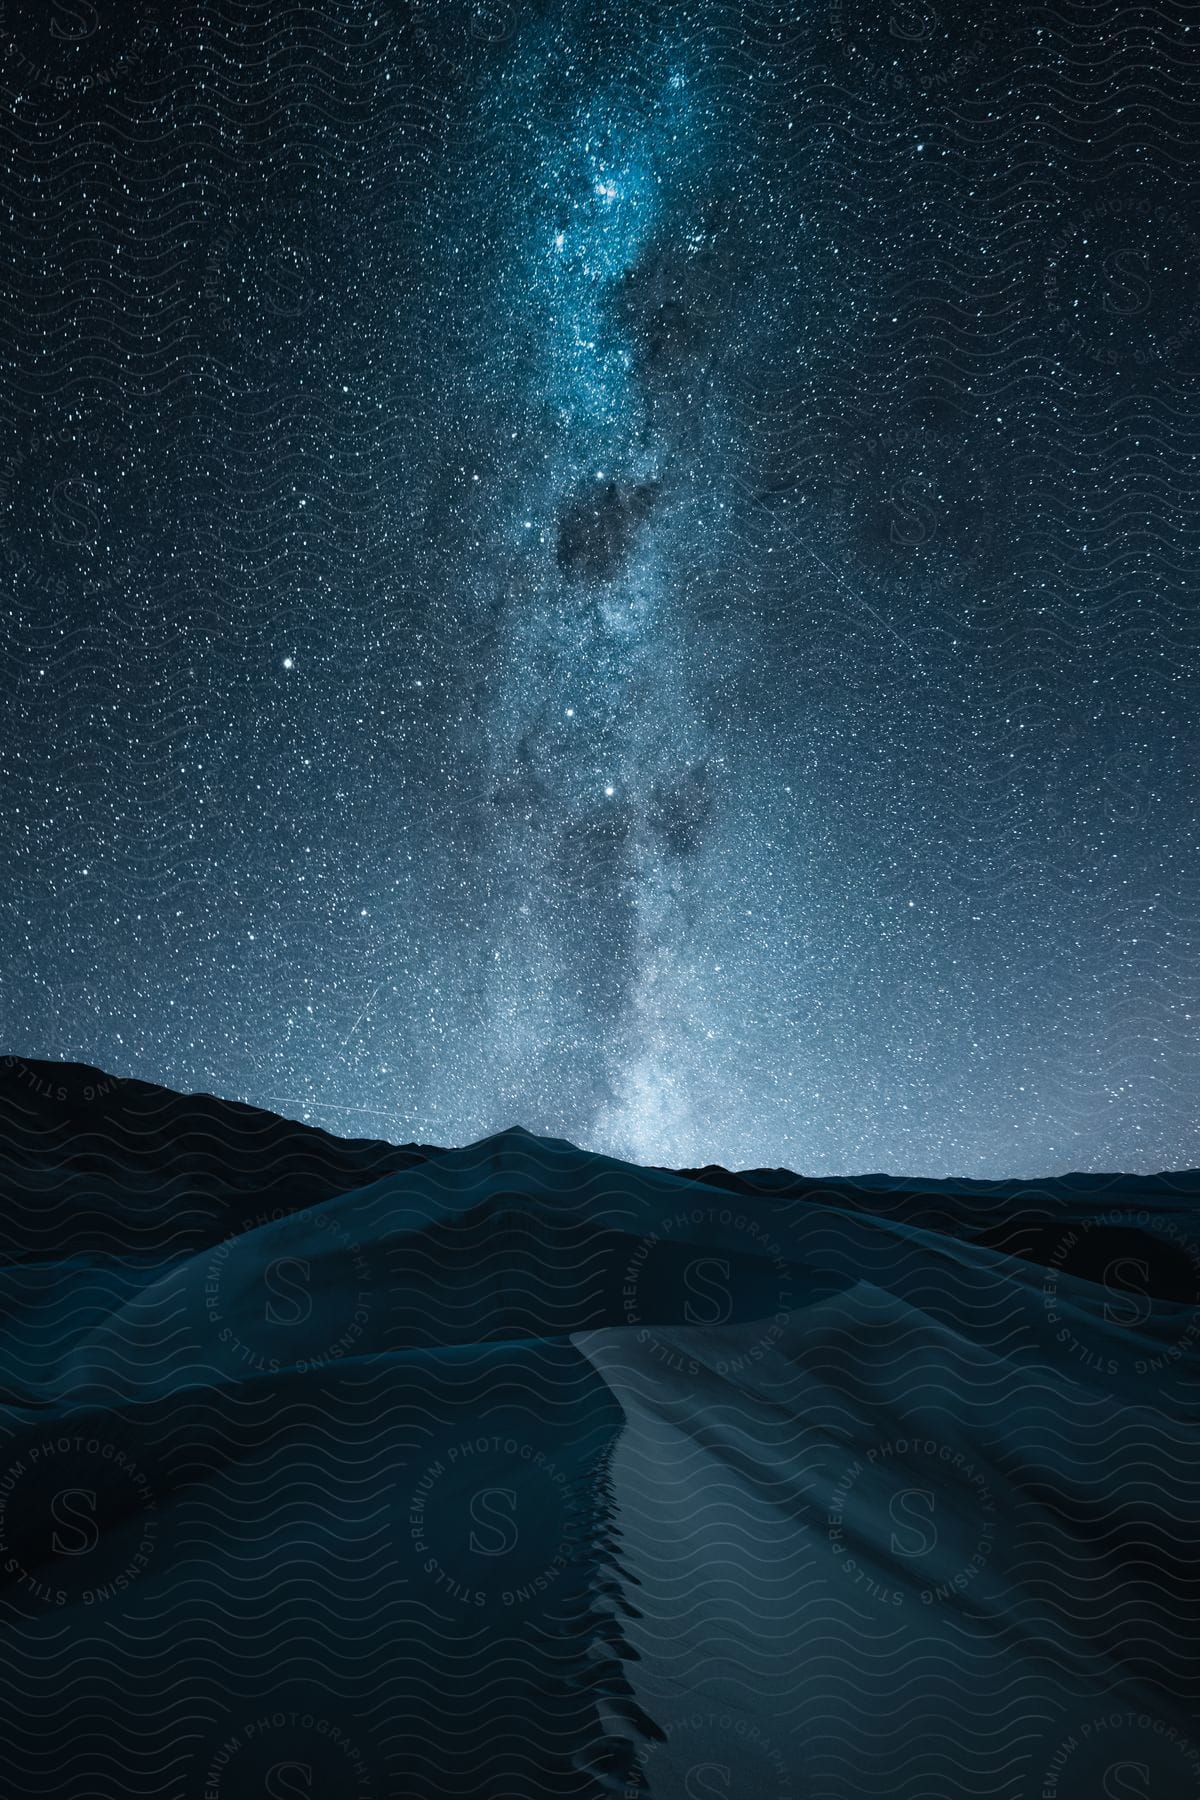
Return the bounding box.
[1,0,1198,1176]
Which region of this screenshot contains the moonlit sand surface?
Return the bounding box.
[1,5,1198,1796]
[1,1064,1196,1797]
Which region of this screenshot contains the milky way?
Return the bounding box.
[470,56,741,1162]
[1,0,1198,1176]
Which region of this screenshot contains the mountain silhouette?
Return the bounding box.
[0,1055,1197,1798]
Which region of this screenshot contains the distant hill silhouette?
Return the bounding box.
[0,1055,1197,1798]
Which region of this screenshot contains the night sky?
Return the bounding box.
[1,0,1198,1176]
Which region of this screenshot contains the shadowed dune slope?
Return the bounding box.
[1,1058,1198,1799]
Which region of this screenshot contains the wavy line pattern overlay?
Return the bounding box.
[1,0,1198,1793]
[0,0,1198,1176]
[0,1059,1197,1797]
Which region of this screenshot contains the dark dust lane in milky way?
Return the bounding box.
[1,0,1197,1178]
[1,3,1200,1796]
